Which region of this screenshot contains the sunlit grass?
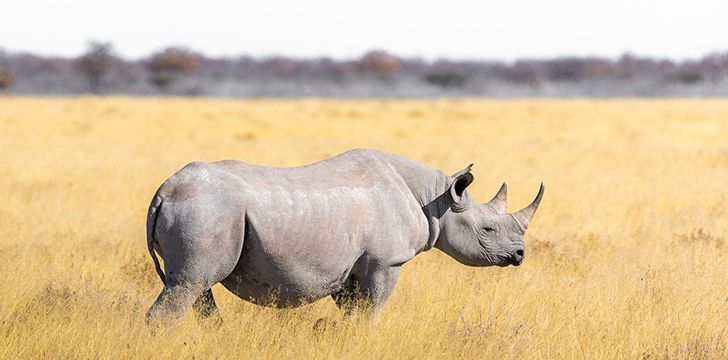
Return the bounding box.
[1,97,727,358]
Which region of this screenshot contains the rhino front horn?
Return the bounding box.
[486,182,508,214]
[512,183,544,230]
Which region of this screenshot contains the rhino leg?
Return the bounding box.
[146,202,245,326]
[147,268,233,326]
[192,288,222,326]
[333,266,400,314]
[332,273,361,314]
[145,238,242,325]
[146,282,205,325]
[361,266,401,313]
[146,278,226,326]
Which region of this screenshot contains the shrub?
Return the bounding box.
[357,50,401,79]
[147,47,200,91]
[424,69,468,88]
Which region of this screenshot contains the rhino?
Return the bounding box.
[145,149,544,324]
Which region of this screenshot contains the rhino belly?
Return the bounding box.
[220,247,355,308]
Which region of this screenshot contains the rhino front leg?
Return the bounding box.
[363,266,401,313]
[334,266,401,314]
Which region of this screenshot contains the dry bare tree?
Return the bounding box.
[76,41,116,93]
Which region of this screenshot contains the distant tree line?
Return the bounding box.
[1,42,728,97]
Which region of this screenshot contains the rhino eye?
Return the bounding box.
[484,227,495,233]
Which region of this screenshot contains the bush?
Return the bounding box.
[0,51,11,91]
[357,50,401,79]
[504,61,545,86]
[148,48,200,91]
[424,69,468,88]
[666,69,704,84]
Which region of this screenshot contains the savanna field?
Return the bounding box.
[1,97,728,359]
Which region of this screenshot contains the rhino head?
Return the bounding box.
[434,164,544,267]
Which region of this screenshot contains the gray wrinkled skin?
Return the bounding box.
[145,149,544,324]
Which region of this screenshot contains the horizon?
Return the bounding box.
[2,0,727,62]
[3,44,728,63]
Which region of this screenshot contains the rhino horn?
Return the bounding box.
[486,182,508,214]
[512,183,544,230]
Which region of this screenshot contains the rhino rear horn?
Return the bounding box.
[486,182,508,214]
[512,183,544,230]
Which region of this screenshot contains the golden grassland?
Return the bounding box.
[1,97,727,359]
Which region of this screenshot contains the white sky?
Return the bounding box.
[1,0,727,61]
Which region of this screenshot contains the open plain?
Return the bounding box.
[1,97,727,358]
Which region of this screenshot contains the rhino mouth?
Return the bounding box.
[497,254,522,267]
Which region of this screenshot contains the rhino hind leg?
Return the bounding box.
[146,204,245,326]
[146,282,205,326]
[146,263,235,326]
[192,288,222,326]
[145,239,242,326]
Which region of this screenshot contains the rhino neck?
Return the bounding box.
[419,186,451,251]
[383,154,451,252]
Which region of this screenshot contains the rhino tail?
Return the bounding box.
[146,193,166,285]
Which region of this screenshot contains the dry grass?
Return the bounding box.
[1,97,727,359]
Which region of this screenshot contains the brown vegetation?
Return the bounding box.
[357,50,401,78]
[147,47,200,90]
[0,67,12,90]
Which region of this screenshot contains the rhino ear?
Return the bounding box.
[449,164,474,205]
[451,163,473,179]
